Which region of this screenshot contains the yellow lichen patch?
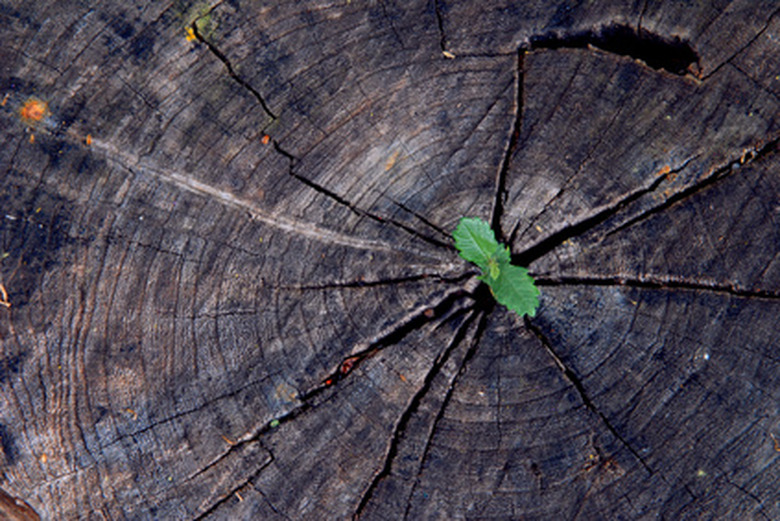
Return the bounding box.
[20,97,48,123]
[180,2,216,41]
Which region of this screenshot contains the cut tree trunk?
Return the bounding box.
[1,1,778,519]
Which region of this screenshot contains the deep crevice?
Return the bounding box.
[352,307,479,519]
[525,319,653,474]
[190,21,277,120]
[402,308,492,520]
[433,0,448,52]
[513,157,695,266]
[391,199,451,239]
[491,50,524,243]
[192,446,275,521]
[529,23,699,76]
[535,274,780,300]
[177,293,478,474]
[606,136,779,237]
[273,141,454,251]
[280,271,471,291]
[299,285,473,402]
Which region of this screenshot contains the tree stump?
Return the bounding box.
[1,1,778,519]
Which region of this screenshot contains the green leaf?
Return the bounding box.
[453,217,500,268]
[490,264,540,317]
[453,216,540,318]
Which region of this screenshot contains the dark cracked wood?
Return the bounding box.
[0,0,778,519]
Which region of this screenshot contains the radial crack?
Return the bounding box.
[700,6,780,81]
[352,308,479,519]
[300,285,473,399]
[606,136,779,237]
[490,50,524,242]
[192,446,275,521]
[190,21,277,120]
[433,0,448,53]
[198,286,477,483]
[273,141,454,250]
[510,99,626,246]
[278,271,470,291]
[390,199,451,239]
[525,319,653,474]
[534,274,780,300]
[514,156,696,266]
[403,309,491,520]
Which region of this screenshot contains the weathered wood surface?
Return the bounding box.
[1,1,778,519]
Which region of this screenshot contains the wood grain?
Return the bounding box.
[0,1,777,518]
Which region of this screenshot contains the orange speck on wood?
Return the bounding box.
[0,282,10,308]
[261,134,271,144]
[29,133,35,144]
[0,93,8,107]
[85,134,92,146]
[20,98,48,123]
[656,165,671,176]
[385,149,401,171]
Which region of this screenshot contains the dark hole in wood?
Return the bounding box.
[529,23,699,75]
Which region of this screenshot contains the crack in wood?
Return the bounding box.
[300,285,474,399]
[352,308,479,520]
[513,156,697,266]
[204,286,480,470]
[277,271,469,291]
[725,478,772,521]
[272,141,454,250]
[390,199,451,239]
[511,99,628,247]
[402,309,492,520]
[256,486,292,520]
[700,6,780,81]
[491,50,524,243]
[192,445,275,521]
[535,274,780,300]
[101,372,280,449]
[528,23,699,76]
[524,318,654,475]
[190,20,277,121]
[606,135,779,237]
[433,0,448,54]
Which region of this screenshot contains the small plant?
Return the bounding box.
[453,217,540,317]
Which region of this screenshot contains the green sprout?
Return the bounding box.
[453,217,540,317]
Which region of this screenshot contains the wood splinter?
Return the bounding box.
[0,283,10,308]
